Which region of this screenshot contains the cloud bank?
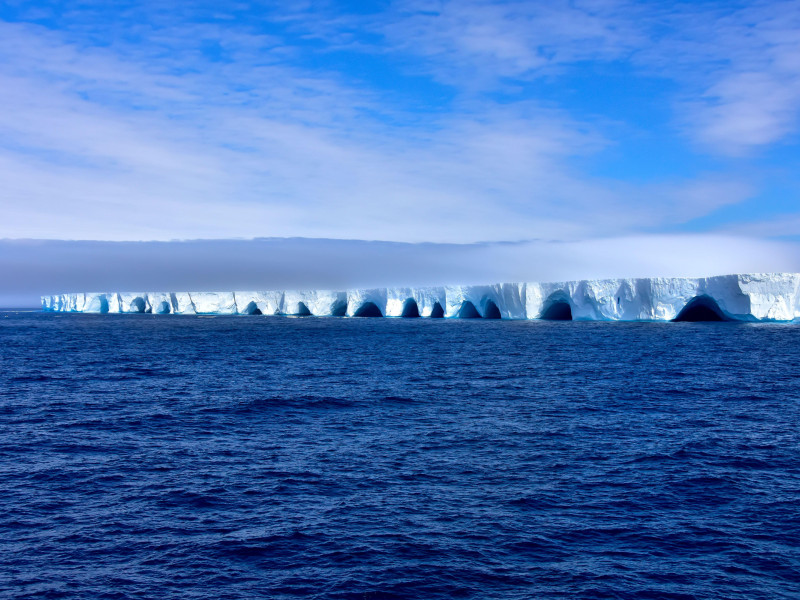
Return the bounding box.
[3,235,798,307]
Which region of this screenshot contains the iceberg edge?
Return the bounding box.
[40,273,800,322]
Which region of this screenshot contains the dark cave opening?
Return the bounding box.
[541,301,573,321]
[457,301,482,319]
[483,300,501,319]
[293,302,312,316]
[130,297,146,313]
[354,302,383,317]
[430,302,445,318]
[243,301,262,315]
[673,296,728,322]
[401,299,420,318]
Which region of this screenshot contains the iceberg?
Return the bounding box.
[118,293,150,313]
[444,283,527,319]
[234,291,283,316]
[385,287,446,318]
[171,292,196,315]
[346,288,388,317]
[282,290,347,317]
[189,292,237,315]
[41,273,800,322]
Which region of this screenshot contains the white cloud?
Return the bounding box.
[379,0,642,84]
[691,71,800,151]
[8,4,800,246]
[0,15,757,243]
[655,1,800,153]
[373,0,800,153]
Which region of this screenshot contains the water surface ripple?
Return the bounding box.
[1,312,799,599]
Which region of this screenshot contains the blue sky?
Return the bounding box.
[1,0,798,242]
[1,1,800,304]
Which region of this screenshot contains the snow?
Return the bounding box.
[40,273,800,322]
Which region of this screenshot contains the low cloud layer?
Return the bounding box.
[3,235,798,307]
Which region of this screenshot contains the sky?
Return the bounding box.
[2,0,800,304]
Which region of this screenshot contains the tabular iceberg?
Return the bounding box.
[41,273,800,322]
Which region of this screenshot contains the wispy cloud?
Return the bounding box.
[378,0,643,84]
[368,0,800,154]
[0,2,798,245]
[652,1,800,153]
[0,9,762,243]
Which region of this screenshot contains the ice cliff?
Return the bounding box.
[41,273,800,322]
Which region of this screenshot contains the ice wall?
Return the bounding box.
[41,273,800,322]
[385,287,446,318]
[283,290,347,316]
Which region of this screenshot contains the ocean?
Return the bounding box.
[2,311,799,599]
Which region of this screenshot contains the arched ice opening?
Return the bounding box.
[155,301,171,314]
[457,301,482,319]
[289,302,312,316]
[540,300,573,321]
[401,298,420,318]
[129,297,146,313]
[673,295,729,322]
[243,301,262,315]
[430,302,445,318]
[483,299,501,319]
[89,296,109,314]
[354,302,383,317]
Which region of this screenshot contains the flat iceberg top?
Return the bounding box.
[41,273,800,322]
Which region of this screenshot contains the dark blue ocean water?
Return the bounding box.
[2,312,800,599]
